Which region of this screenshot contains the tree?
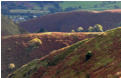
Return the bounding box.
[88,26,94,32]
[9,63,15,69]
[85,51,93,61]
[77,26,84,32]
[71,29,75,32]
[27,38,42,51]
[37,28,47,33]
[94,24,104,32]
[88,24,104,32]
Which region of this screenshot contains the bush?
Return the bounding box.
[37,28,47,33]
[77,26,84,32]
[88,26,94,32]
[28,38,42,46]
[85,51,93,61]
[71,29,75,32]
[94,24,103,32]
[88,24,104,32]
[8,63,15,69]
[27,38,42,50]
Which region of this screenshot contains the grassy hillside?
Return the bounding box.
[8,27,121,78]
[2,32,99,78]
[19,10,121,32]
[1,15,27,36]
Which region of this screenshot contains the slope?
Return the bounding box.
[2,1,121,20]
[19,10,121,32]
[1,15,27,36]
[2,32,99,78]
[8,27,121,78]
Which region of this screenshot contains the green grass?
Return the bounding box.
[67,55,80,66]
[60,1,102,10]
[92,56,114,70]
[1,15,26,35]
[59,1,121,11]
[8,59,42,78]
[47,39,89,66]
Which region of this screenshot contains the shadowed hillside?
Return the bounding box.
[1,15,27,36]
[19,10,121,32]
[2,32,100,78]
[8,27,121,78]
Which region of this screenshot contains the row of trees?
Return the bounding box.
[72,24,104,32]
[37,24,104,33]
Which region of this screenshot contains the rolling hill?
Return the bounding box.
[2,1,121,23]
[7,27,121,78]
[2,32,100,78]
[1,15,27,36]
[19,9,121,32]
[2,1,121,16]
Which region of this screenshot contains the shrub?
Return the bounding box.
[27,38,42,51]
[71,29,75,32]
[94,24,104,32]
[8,63,15,69]
[37,28,47,33]
[85,51,93,61]
[77,26,84,32]
[88,26,94,32]
[28,38,42,46]
[88,24,104,32]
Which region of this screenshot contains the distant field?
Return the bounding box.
[10,9,49,14]
[2,1,121,14]
[59,1,121,11]
[60,1,103,10]
[2,1,121,23]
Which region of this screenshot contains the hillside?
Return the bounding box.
[1,32,100,78]
[19,10,121,32]
[8,27,121,78]
[2,1,121,23]
[1,15,27,36]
